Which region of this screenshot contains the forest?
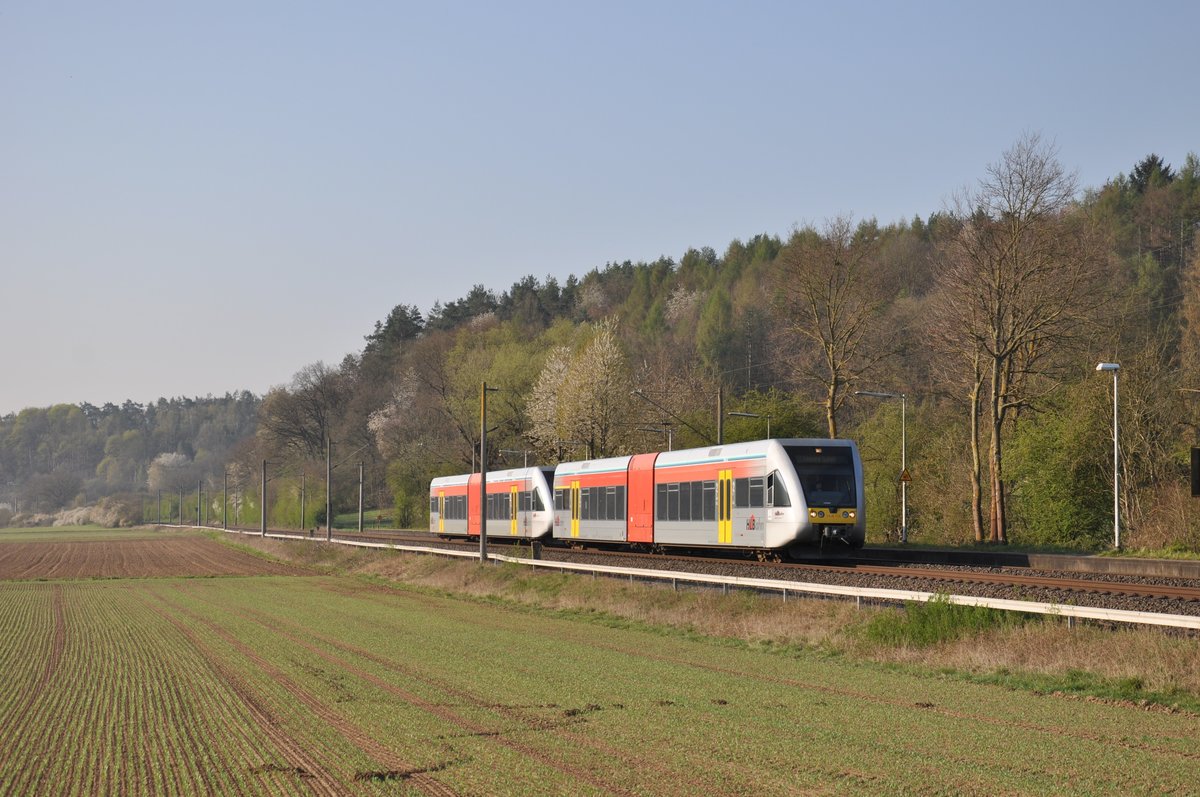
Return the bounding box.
[3,134,1200,551]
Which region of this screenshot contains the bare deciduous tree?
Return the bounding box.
[931,133,1106,543]
[774,216,891,438]
[258,362,348,460]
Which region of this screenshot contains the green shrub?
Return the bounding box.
[862,594,1034,648]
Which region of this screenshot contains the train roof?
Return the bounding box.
[554,455,633,478]
[430,466,553,489]
[554,439,858,474]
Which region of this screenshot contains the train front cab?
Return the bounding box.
[777,440,865,550]
[647,439,864,552]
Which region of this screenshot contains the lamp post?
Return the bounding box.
[727,411,771,440]
[855,390,907,544]
[1096,363,1120,550]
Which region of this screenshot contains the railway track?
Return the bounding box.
[215,525,1200,615]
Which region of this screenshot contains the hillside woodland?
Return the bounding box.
[4,135,1200,551]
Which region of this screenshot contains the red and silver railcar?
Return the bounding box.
[552,439,864,553]
[429,467,555,540]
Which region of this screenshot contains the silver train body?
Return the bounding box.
[430,439,865,553]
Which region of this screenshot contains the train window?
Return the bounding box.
[734,478,750,509]
[667,483,680,521]
[581,488,591,520]
[785,444,856,507]
[554,488,566,511]
[429,496,438,514]
[690,481,703,522]
[703,481,716,521]
[533,490,545,512]
[678,482,691,522]
[656,484,668,520]
[749,477,764,508]
[768,471,791,507]
[616,485,626,519]
[486,493,511,520]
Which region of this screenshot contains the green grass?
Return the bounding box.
[1101,545,1200,561]
[148,574,1200,795]
[0,525,164,543]
[5,532,1199,794]
[860,593,1037,648]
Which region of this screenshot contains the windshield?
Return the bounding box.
[783,444,856,508]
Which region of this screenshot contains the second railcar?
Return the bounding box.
[429,466,555,540]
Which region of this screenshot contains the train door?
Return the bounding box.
[718,469,732,543]
[571,481,581,538]
[438,492,445,534]
[510,485,518,535]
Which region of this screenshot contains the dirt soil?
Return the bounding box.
[0,535,309,580]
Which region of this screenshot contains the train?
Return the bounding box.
[429,438,865,556]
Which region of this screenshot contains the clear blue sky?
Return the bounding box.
[2,1,1197,415]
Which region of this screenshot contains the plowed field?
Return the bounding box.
[0,530,1197,795]
[0,534,307,579]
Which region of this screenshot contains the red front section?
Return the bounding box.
[467,473,482,536]
[627,453,658,543]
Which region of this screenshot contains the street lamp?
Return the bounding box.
[855,390,908,544]
[1096,363,1120,550]
[727,411,771,439]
